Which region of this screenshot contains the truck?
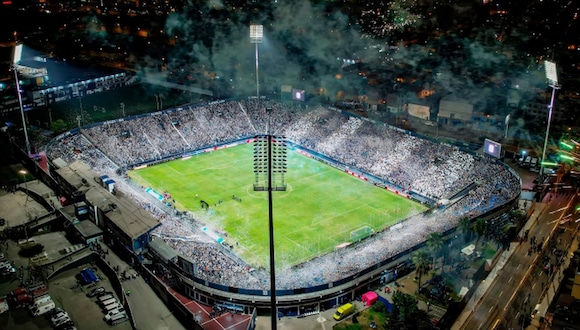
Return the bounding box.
[28,295,52,310]
[333,302,355,321]
[30,287,48,300]
[99,298,118,308]
[31,300,55,317]
[11,293,32,308]
[103,302,120,313]
[10,288,27,297]
[28,284,47,299]
[97,294,114,303]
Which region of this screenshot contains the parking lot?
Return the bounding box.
[0,255,131,329]
[48,266,132,330]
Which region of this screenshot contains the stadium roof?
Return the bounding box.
[56,161,160,240]
[74,219,103,240]
[1,43,125,86]
[39,59,125,86]
[149,238,179,262]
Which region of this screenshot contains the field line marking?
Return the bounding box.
[182,157,246,174]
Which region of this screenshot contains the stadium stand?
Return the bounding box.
[45,99,521,291]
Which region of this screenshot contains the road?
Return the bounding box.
[462,191,577,330]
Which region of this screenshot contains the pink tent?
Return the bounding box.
[361,291,378,306]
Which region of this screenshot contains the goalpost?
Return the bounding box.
[350,225,372,242]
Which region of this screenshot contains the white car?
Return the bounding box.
[53,316,72,328]
[51,311,69,325]
[104,307,125,319]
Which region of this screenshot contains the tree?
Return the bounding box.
[509,209,525,224]
[50,119,68,133]
[385,291,432,330]
[426,232,444,269]
[412,250,431,291]
[473,217,486,248]
[458,216,473,242]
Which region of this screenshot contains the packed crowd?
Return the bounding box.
[44,99,521,290]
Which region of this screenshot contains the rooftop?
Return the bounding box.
[56,161,160,239]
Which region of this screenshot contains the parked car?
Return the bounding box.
[46,307,65,318]
[53,315,72,327]
[104,307,125,319]
[50,311,69,325]
[0,267,16,277]
[86,287,105,297]
[55,319,74,329]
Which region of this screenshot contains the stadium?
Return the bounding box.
[45,98,521,314]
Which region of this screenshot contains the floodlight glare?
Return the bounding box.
[12,44,22,65]
[559,154,575,161]
[544,60,558,84]
[560,141,574,150]
[540,161,559,167]
[250,24,263,43]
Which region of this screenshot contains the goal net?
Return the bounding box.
[350,225,372,242]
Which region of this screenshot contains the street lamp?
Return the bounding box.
[250,24,263,98]
[12,44,31,156]
[539,60,560,178]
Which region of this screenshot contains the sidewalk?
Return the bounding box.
[452,203,548,330]
[527,227,579,330]
[451,242,517,330]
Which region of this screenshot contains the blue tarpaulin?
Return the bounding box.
[378,295,393,312]
[81,268,98,284]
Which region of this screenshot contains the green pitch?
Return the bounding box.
[128,143,426,268]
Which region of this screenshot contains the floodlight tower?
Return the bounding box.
[250,24,263,98]
[12,44,31,156]
[253,107,287,329]
[540,60,560,178]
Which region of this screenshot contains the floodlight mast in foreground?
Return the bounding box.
[540,60,560,178]
[12,44,31,156]
[253,107,287,329]
[250,24,263,98]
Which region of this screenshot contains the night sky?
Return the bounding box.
[3,0,580,137]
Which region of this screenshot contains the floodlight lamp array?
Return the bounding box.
[544,60,558,85]
[250,24,263,43]
[253,135,287,191]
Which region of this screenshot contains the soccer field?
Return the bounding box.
[128,143,426,268]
